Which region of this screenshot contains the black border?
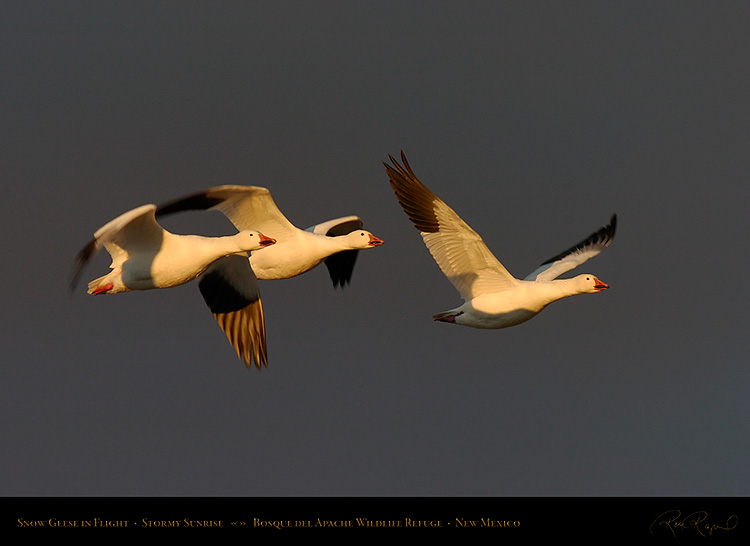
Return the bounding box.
[4,496,748,539]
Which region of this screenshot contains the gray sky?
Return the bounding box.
[2,1,749,497]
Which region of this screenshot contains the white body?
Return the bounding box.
[78,204,273,295]
[70,203,275,369]
[149,184,384,367]
[156,185,384,285]
[249,226,380,280]
[95,230,261,293]
[436,276,607,329]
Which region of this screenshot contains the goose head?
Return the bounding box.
[344,230,384,249]
[575,274,609,293]
[236,230,277,251]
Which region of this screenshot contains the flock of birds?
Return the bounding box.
[70,151,617,370]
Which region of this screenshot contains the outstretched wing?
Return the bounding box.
[156,185,299,243]
[524,214,617,281]
[384,151,517,301]
[198,255,268,369]
[69,204,162,292]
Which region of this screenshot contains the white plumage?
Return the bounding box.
[152,185,383,369]
[385,152,616,329]
[70,203,276,369]
[156,185,384,286]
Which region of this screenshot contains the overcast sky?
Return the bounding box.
[2,1,749,499]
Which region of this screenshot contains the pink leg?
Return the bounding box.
[92,283,114,295]
[433,311,462,323]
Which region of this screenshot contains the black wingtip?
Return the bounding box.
[68,238,98,295]
[155,192,225,218]
[325,250,359,289]
[539,213,618,267]
[384,151,442,234]
[600,212,618,235]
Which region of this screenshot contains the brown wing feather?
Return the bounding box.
[198,255,268,370]
[213,300,268,369]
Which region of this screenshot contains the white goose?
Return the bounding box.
[155,185,384,286]
[384,152,616,329]
[70,203,276,369]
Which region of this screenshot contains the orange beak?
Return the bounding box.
[368,234,384,247]
[594,278,609,291]
[259,234,276,246]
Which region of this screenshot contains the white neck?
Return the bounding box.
[522,278,586,309]
[174,233,247,264]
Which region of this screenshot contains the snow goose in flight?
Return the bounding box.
[155,185,384,287]
[384,151,616,329]
[70,203,276,369]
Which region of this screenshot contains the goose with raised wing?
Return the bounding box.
[384,151,616,329]
[156,185,384,287]
[70,203,276,369]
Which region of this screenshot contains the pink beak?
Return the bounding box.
[368,234,384,247]
[593,278,609,291]
[259,234,276,246]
